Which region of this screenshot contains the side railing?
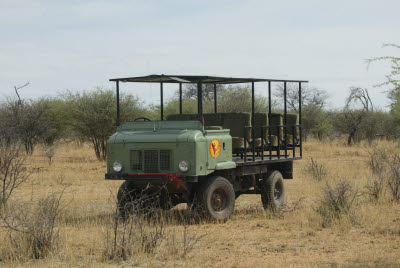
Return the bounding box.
[241,124,303,162]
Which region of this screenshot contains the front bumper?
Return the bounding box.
[105,173,198,189]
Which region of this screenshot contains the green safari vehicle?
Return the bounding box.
[105,75,307,221]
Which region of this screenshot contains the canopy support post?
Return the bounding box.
[251,82,255,162]
[299,82,302,157]
[179,83,183,114]
[268,81,272,160]
[160,82,164,120]
[214,83,217,114]
[116,81,120,126]
[284,81,287,158]
[197,82,203,120]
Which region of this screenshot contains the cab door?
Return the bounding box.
[205,130,232,170]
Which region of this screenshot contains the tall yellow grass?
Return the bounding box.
[0,139,399,267]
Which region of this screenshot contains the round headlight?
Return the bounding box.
[178,161,190,172]
[113,161,122,172]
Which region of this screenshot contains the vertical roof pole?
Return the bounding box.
[116,80,120,126]
[214,83,217,114]
[197,82,203,121]
[160,82,164,121]
[251,82,255,162]
[284,81,287,158]
[268,81,272,121]
[179,83,183,114]
[268,81,272,160]
[299,82,302,157]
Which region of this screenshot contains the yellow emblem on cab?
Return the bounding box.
[209,139,221,158]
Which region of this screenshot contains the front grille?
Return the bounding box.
[130,149,171,172]
[130,150,142,170]
[160,150,170,170]
[144,150,158,172]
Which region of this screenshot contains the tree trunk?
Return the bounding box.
[348,128,356,145]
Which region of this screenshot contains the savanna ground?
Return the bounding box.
[1,139,400,267]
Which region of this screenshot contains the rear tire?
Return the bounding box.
[261,170,286,211]
[195,176,235,221]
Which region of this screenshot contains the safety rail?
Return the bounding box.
[241,124,303,162]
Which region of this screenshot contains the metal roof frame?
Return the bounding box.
[110,74,308,84]
[111,74,309,160]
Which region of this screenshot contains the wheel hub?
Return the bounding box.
[274,182,282,201]
[211,189,227,212]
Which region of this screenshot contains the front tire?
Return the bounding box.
[117,181,139,219]
[196,176,235,221]
[261,170,286,211]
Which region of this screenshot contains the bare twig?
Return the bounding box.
[14,82,30,105]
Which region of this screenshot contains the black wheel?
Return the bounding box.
[261,170,286,211]
[158,189,173,210]
[195,176,235,221]
[117,181,140,218]
[118,182,168,218]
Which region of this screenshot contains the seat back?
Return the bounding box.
[203,113,223,127]
[268,113,284,138]
[253,113,268,140]
[286,113,299,139]
[167,112,252,140]
[166,114,201,121]
[166,113,223,127]
[221,112,251,140]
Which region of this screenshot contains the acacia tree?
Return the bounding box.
[368,44,400,100]
[274,84,328,111]
[65,89,146,161]
[180,84,224,102]
[337,87,374,145]
[368,44,400,127]
[0,83,50,155]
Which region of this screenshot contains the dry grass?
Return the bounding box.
[0,140,400,267]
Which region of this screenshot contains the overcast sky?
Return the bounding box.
[1,0,399,110]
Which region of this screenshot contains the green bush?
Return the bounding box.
[62,88,146,160]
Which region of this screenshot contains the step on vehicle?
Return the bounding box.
[105,75,307,221]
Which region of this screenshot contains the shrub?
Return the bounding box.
[0,139,31,209]
[303,158,327,181]
[301,105,329,140]
[365,175,386,202]
[316,180,358,227]
[180,224,207,258]
[43,145,56,165]
[0,190,65,259]
[365,148,387,201]
[104,192,166,260]
[367,146,400,201]
[311,118,333,141]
